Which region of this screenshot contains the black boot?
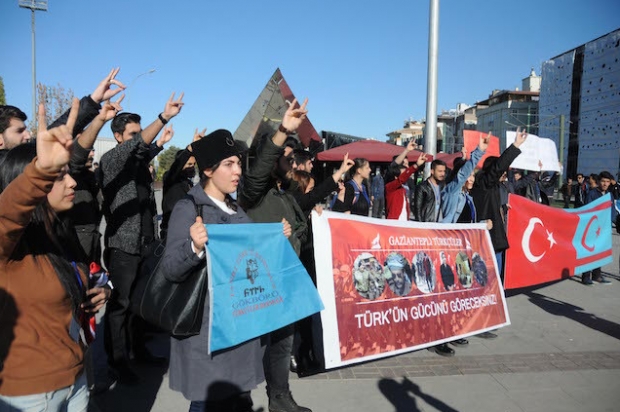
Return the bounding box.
[429,344,455,357]
[289,355,298,373]
[269,391,312,412]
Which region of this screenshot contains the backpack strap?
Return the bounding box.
[347,180,370,205]
[346,180,361,205]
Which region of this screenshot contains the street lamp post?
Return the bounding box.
[126,69,156,111]
[424,0,439,177]
[19,0,47,129]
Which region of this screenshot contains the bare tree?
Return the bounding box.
[28,82,75,136]
[0,76,6,105]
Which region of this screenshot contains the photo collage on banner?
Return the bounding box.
[312,211,510,369]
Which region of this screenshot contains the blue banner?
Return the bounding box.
[205,223,324,353]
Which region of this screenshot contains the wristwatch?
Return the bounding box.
[278,124,293,135]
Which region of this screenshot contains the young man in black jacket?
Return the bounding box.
[414,159,447,223]
[100,93,183,383]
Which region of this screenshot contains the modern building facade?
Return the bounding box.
[475,69,541,153]
[538,28,620,179]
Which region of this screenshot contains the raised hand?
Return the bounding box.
[90,67,126,104]
[416,153,428,167]
[406,140,417,152]
[35,98,79,173]
[157,125,174,147]
[479,132,490,152]
[162,92,185,121]
[338,152,355,174]
[193,127,207,142]
[282,218,292,238]
[281,98,308,134]
[190,216,208,253]
[513,127,528,148]
[97,94,125,122]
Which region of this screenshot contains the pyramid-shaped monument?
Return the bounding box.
[233,68,321,148]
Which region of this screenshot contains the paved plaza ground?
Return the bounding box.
[91,229,620,412]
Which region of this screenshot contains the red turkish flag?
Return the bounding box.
[505,194,613,289]
[463,130,500,169]
[505,194,580,289]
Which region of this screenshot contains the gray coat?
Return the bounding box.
[160,185,265,401]
[100,133,161,255]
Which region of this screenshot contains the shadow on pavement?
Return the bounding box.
[601,271,620,281]
[91,334,170,412]
[525,291,620,340]
[504,267,575,298]
[378,377,459,412]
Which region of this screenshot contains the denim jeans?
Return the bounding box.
[0,373,88,412]
[495,251,504,284]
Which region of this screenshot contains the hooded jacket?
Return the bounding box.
[470,145,521,252]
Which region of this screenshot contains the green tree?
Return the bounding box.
[155,145,182,182]
[0,76,6,105]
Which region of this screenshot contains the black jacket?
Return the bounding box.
[161,149,194,240]
[471,145,521,252]
[239,138,307,255]
[69,141,103,263]
[414,179,439,222]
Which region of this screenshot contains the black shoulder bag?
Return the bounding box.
[130,195,208,337]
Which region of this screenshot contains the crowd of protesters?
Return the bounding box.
[0,67,618,412]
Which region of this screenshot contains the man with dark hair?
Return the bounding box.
[561,177,574,208]
[413,157,452,356]
[1,68,125,155]
[414,159,447,223]
[0,105,30,150]
[292,149,313,172]
[370,167,385,218]
[283,136,300,158]
[581,171,614,285]
[574,173,588,207]
[110,112,142,137]
[100,93,184,383]
[511,168,541,203]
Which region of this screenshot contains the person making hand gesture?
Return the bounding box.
[100,91,185,383]
[0,100,111,411]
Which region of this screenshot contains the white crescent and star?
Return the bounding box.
[522,217,556,263]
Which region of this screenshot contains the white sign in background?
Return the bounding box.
[506,131,561,172]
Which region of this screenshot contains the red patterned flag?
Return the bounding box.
[505,194,613,289]
[312,211,509,369]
